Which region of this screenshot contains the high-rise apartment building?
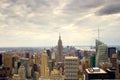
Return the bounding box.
[64,56,79,80]
[40,51,49,78]
[57,34,63,62]
[96,40,108,67]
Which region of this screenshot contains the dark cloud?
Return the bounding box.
[62,0,105,14]
[96,3,120,15]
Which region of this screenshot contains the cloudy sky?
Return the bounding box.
[0,0,120,47]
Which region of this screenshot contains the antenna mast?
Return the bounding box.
[98,26,100,40]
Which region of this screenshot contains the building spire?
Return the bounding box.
[98,26,100,40]
[59,33,61,40]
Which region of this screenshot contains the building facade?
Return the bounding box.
[64,56,79,80]
[96,40,108,67]
[40,51,49,78]
[3,53,12,70]
[57,34,63,62]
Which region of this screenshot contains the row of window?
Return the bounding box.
[65,63,78,65]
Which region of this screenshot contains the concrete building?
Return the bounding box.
[64,56,79,80]
[3,53,12,70]
[40,51,49,78]
[34,53,40,64]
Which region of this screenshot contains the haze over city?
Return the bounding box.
[0,0,120,47]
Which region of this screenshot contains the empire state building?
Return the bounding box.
[57,34,63,62]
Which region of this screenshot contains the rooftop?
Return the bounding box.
[65,56,78,59]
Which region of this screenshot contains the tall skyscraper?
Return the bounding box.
[96,39,103,52]
[57,34,63,62]
[34,53,40,64]
[40,51,49,78]
[3,53,12,70]
[96,40,108,67]
[64,56,79,80]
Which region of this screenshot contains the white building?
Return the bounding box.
[96,42,108,67]
[64,56,79,80]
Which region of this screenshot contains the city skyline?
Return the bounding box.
[0,0,120,47]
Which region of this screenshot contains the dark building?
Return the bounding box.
[117,50,120,60]
[75,50,82,59]
[33,64,38,71]
[25,52,30,58]
[90,54,96,67]
[46,49,51,59]
[108,47,116,58]
[105,68,116,79]
[0,54,2,66]
[0,67,11,78]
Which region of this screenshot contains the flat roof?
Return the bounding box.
[65,56,78,59]
[86,68,107,74]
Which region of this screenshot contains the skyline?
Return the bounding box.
[0,0,120,47]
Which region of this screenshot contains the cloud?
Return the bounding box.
[96,3,120,15]
[95,0,120,16]
[0,0,120,47]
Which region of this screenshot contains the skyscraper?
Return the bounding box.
[96,39,103,52]
[3,53,12,70]
[96,40,108,67]
[64,56,79,80]
[40,51,49,78]
[57,34,63,62]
